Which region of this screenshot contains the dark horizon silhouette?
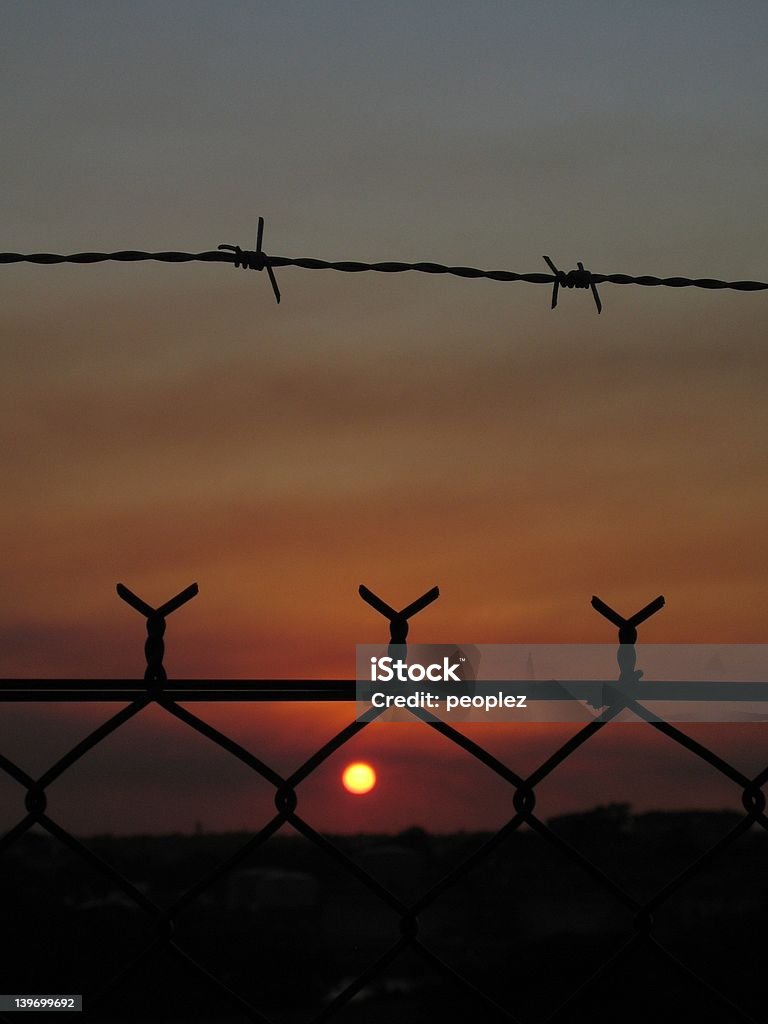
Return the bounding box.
[3,805,763,1022]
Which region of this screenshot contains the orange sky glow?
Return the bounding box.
[2,3,767,835]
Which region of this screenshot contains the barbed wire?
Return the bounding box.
[2,216,767,314]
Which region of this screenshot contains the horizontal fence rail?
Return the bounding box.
[0,680,360,701]
[4,216,768,314]
[0,581,766,1023]
[2,680,768,703]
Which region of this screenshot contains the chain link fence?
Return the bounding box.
[0,582,765,1022]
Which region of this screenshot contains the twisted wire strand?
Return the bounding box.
[1,249,766,291]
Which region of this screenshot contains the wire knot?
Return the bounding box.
[222,244,264,272]
[218,215,281,303]
[560,266,593,290]
[543,256,602,313]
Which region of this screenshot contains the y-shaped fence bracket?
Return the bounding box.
[358,584,439,656]
[116,582,199,685]
[590,594,665,709]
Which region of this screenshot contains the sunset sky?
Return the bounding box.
[1,1,767,834]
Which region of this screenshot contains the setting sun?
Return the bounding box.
[342,762,376,795]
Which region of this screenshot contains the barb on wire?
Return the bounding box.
[543,255,602,313]
[3,215,768,314]
[218,216,281,304]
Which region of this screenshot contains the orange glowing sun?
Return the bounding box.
[342,762,376,795]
